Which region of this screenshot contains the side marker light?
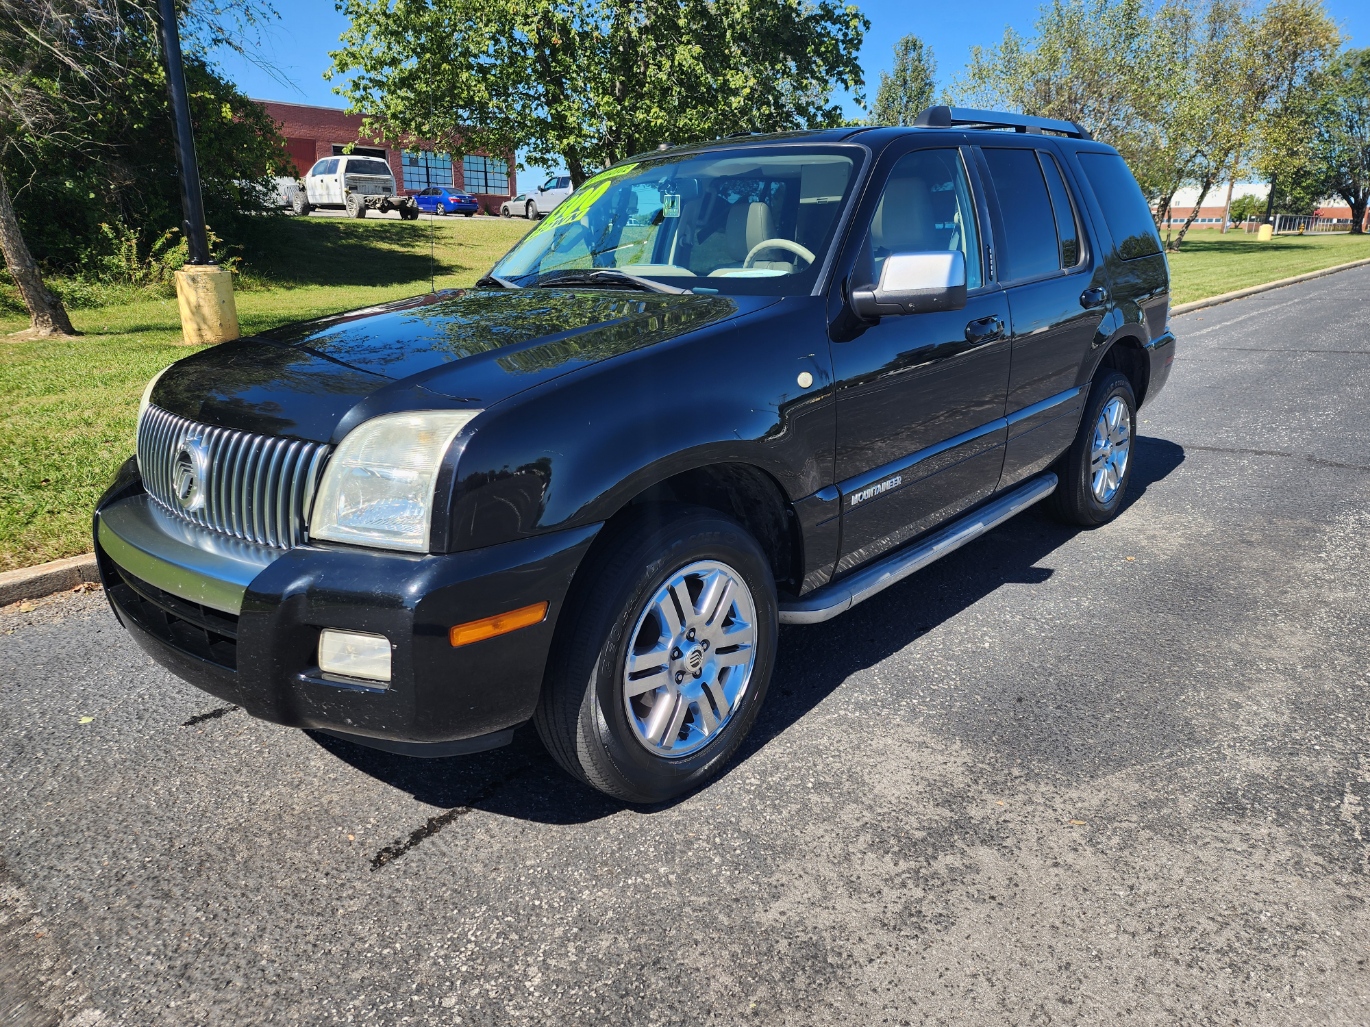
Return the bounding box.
[450,602,549,648]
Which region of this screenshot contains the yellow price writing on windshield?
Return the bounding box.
[526,162,640,240]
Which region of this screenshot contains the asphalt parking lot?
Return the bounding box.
[4,267,1370,1026]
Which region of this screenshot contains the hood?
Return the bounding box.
[150,288,762,443]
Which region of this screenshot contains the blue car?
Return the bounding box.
[413,186,480,217]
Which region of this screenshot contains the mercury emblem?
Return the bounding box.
[172,437,210,512]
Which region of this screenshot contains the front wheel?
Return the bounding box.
[535,506,777,803]
[290,189,311,216]
[345,193,367,219]
[526,201,539,220]
[1049,370,1136,526]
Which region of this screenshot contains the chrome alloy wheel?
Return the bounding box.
[1090,395,1132,504]
[622,560,758,758]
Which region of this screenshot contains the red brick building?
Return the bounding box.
[257,100,516,212]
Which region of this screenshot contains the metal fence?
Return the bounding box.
[1245,214,1356,235]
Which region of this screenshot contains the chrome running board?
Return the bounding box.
[778,473,1058,625]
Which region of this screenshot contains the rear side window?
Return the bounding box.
[1076,152,1162,260]
[1039,153,1082,268]
[982,148,1059,281]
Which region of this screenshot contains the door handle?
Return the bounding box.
[1080,286,1108,308]
[964,316,1005,344]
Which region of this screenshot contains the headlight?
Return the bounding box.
[137,364,172,426]
[309,410,480,552]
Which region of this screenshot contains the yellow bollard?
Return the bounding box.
[1257,223,1274,242]
[174,264,240,345]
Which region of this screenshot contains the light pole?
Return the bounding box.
[155,0,239,343]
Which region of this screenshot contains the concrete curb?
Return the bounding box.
[0,554,99,608]
[1171,255,1370,316]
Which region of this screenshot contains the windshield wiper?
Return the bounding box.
[534,268,686,295]
[475,274,521,289]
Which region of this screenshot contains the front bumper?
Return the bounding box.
[94,469,599,747]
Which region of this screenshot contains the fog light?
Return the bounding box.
[318,629,392,683]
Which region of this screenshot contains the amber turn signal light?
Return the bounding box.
[449,602,549,648]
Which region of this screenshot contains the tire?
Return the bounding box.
[535,505,778,803]
[464,212,475,218]
[400,205,419,222]
[1049,370,1136,526]
[290,189,311,216]
[500,205,511,218]
[526,200,539,220]
[345,193,367,219]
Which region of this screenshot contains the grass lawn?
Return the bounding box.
[1165,231,1370,304]
[1,219,1367,572]
[0,214,530,572]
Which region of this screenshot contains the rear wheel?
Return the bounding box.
[1049,370,1136,526]
[535,506,777,803]
[464,212,475,218]
[345,193,367,219]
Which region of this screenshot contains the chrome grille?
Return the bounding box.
[137,404,330,549]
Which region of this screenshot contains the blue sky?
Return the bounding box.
[214,0,1370,193]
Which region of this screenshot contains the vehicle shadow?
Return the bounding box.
[314,437,1186,826]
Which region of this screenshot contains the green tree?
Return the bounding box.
[1228,192,1266,222]
[1311,48,1370,232]
[1251,0,1342,220]
[870,34,936,126]
[951,0,1340,249]
[329,0,868,189]
[1,0,288,337]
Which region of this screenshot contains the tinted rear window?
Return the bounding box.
[345,158,394,178]
[1039,153,1082,268]
[983,148,1060,281]
[1076,152,1162,260]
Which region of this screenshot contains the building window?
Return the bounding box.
[463,155,509,194]
[402,150,453,188]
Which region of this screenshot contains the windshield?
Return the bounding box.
[490,145,863,295]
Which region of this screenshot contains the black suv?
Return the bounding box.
[95,107,1175,802]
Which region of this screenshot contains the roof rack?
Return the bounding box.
[913,105,1092,140]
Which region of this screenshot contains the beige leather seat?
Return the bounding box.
[720,200,791,270]
[871,176,937,253]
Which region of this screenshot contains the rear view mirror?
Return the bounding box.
[851,251,967,318]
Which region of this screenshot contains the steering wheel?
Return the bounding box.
[743,238,816,268]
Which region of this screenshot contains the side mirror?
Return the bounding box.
[850,251,968,319]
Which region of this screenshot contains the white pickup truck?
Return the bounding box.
[523,175,573,218]
[285,155,419,220]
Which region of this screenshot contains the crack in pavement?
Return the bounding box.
[1180,443,1370,473]
[181,705,239,728]
[370,764,534,871]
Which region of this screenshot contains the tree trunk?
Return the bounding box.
[564,149,587,189]
[1220,176,1236,234]
[1341,189,1368,235]
[0,167,75,337]
[1170,179,1214,252]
